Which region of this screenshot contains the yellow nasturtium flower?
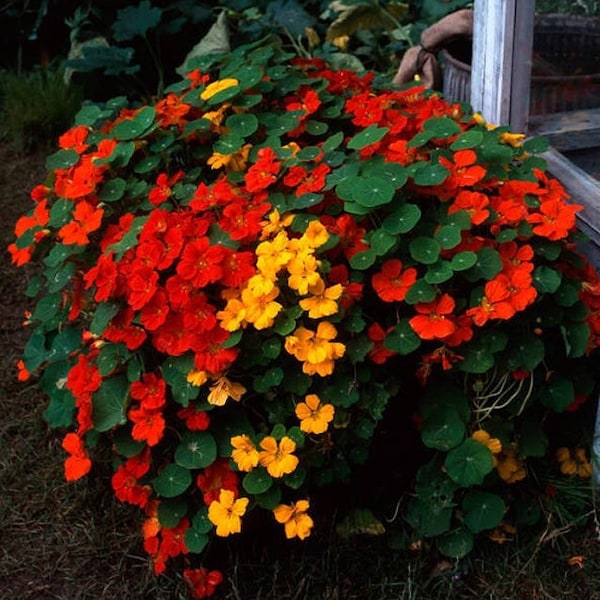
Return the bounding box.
[299,279,343,318]
[207,376,246,406]
[231,434,260,472]
[300,219,329,249]
[471,429,503,456]
[556,447,593,478]
[208,489,249,537]
[200,78,239,101]
[273,499,314,540]
[186,368,208,387]
[258,435,299,478]
[295,394,335,434]
[495,448,526,483]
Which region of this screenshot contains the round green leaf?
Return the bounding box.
[540,374,574,412]
[533,266,562,294]
[423,116,463,138]
[506,334,545,371]
[113,428,146,458]
[255,485,282,510]
[562,321,590,358]
[435,225,462,249]
[462,491,505,533]
[369,229,396,256]
[425,261,454,284]
[384,320,421,355]
[112,106,156,140]
[450,251,478,271]
[404,279,437,304]
[191,507,214,534]
[444,438,495,486]
[174,431,218,469]
[349,249,377,270]
[438,527,474,558]
[412,163,450,186]
[352,176,395,208]
[99,178,127,202]
[153,463,192,498]
[407,498,453,537]
[92,375,128,432]
[450,130,484,150]
[214,134,244,155]
[348,125,389,150]
[243,468,272,495]
[409,236,441,265]
[465,247,503,281]
[158,497,188,528]
[458,340,495,374]
[305,120,328,135]
[184,529,209,554]
[382,203,421,234]
[45,148,79,170]
[225,113,258,137]
[421,408,466,451]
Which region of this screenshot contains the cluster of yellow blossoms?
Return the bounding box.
[472,429,526,484]
[556,447,593,479]
[217,216,346,375]
[206,393,335,540]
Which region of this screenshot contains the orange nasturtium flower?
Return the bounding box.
[258,436,299,478]
[207,489,249,537]
[230,434,260,472]
[295,394,335,434]
[409,293,457,340]
[273,499,314,540]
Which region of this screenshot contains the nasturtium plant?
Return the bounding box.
[10,36,600,599]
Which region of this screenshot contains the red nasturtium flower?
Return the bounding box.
[371,258,418,302]
[62,432,92,481]
[409,294,458,340]
[183,567,224,599]
[196,458,239,505]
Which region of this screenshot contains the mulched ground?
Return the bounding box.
[0,144,181,599]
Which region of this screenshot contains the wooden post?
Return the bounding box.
[470,0,535,132]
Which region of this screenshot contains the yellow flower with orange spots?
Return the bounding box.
[273,499,314,540]
[295,394,335,434]
[208,489,249,537]
[258,435,299,478]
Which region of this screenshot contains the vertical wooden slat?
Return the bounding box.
[471,0,534,132]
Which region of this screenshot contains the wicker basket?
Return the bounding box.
[442,14,600,115]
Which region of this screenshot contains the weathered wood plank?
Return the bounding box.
[529,108,600,151]
[471,0,534,132]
